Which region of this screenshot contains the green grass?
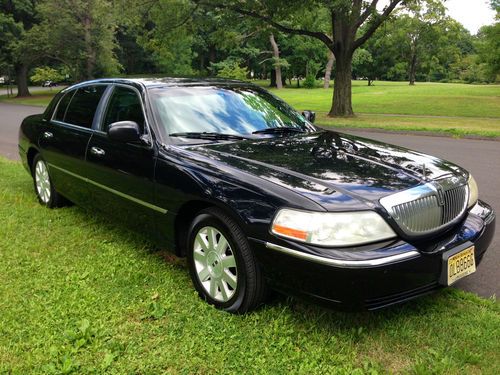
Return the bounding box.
[0,89,61,106]
[265,80,500,138]
[265,80,500,118]
[1,156,499,374]
[2,81,500,137]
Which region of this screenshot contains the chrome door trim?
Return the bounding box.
[47,163,168,214]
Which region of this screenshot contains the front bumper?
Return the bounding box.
[250,200,495,310]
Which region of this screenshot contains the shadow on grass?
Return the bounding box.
[45,196,456,334]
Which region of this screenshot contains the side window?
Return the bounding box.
[102,86,145,133]
[64,85,107,128]
[53,90,75,121]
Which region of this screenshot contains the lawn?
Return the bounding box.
[2,81,500,137]
[267,81,500,138]
[0,89,61,107]
[1,156,499,374]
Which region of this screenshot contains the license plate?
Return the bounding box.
[446,246,476,285]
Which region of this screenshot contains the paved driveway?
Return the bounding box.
[0,103,42,160]
[1,102,498,298]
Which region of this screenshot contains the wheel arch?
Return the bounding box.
[27,147,40,173]
[173,198,250,257]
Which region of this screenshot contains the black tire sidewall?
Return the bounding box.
[187,212,249,312]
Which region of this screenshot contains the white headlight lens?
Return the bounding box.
[271,209,396,247]
[467,174,478,208]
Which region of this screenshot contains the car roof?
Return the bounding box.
[61,77,259,93]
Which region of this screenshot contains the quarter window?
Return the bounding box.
[53,90,75,122]
[64,85,107,128]
[103,86,145,132]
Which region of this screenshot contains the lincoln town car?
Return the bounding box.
[18,78,495,313]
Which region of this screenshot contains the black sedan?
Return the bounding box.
[18,78,495,313]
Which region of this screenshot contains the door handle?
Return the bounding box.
[42,131,54,140]
[90,146,106,157]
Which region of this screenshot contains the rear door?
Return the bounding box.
[39,84,108,204]
[84,84,161,232]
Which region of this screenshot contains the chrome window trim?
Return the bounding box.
[51,83,109,130]
[47,163,168,214]
[99,83,151,136]
[265,242,420,268]
[49,120,94,133]
[52,89,77,123]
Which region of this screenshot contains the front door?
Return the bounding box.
[84,84,160,234]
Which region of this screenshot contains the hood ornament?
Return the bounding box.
[421,163,428,180]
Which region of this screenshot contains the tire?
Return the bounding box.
[187,207,267,313]
[32,154,65,208]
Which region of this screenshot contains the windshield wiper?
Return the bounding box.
[169,132,249,140]
[252,127,305,135]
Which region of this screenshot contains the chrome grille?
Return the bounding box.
[380,179,468,237]
[442,185,468,223]
[392,195,442,233]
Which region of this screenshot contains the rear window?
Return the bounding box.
[53,90,75,121]
[64,85,107,128]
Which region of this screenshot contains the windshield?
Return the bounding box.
[149,86,310,139]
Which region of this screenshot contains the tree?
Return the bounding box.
[197,0,407,116]
[476,1,500,82]
[269,33,284,89]
[34,0,121,81]
[214,60,249,80]
[0,0,42,97]
[30,66,64,86]
[352,48,374,85]
[323,51,335,88]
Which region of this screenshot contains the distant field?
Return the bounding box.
[263,80,500,118]
[2,81,499,137]
[266,81,500,138]
[0,88,61,107]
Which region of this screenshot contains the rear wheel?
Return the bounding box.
[32,154,65,208]
[187,207,267,313]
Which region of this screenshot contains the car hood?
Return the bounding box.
[185,130,468,211]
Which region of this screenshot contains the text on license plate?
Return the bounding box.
[447,246,476,285]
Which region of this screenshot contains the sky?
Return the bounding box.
[445,0,496,34]
[378,0,496,34]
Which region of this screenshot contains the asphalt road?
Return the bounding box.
[1,102,498,298]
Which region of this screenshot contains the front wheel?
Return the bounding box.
[187,207,267,313]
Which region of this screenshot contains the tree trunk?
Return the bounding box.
[323,51,335,89]
[83,16,95,80]
[15,63,30,97]
[329,53,354,117]
[269,33,282,89]
[409,53,417,85]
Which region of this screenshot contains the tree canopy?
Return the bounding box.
[0,0,498,109]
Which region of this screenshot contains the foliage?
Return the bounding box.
[475,2,500,82]
[136,0,196,76]
[33,0,121,81]
[352,49,374,84]
[303,61,320,88]
[213,60,249,80]
[30,66,64,85]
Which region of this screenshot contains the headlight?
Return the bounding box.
[271,209,396,247]
[467,174,478,208]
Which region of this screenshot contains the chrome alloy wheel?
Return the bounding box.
[193,226,238,302]
[35,160,51,204]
